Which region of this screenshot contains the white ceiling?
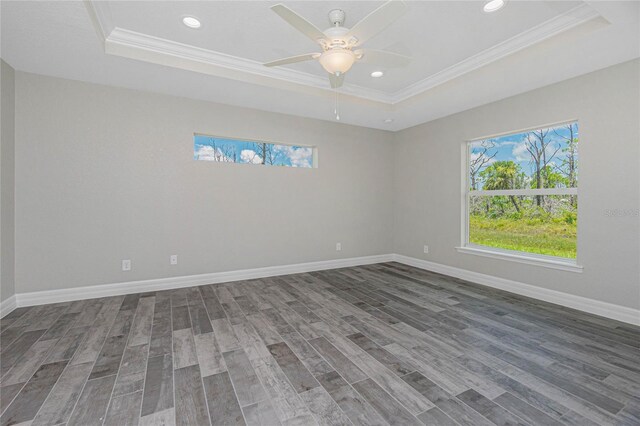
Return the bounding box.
[1,1,639,131]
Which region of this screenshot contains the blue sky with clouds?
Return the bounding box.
[470,122,578,181]
[194,135,313,168]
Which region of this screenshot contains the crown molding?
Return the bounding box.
[83,0,114,43]
[391,3,603,104]
[85,1,603,106]
[104,27,394,104]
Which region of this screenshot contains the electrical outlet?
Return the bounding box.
[170,255,178,265]
[336,242,342,251]
[424,245,429,254]
[122,259,131,271]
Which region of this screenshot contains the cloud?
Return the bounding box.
[512,141,530,162]
[195,145,233,162]
[240,149,262,164]
[274,145,313,168]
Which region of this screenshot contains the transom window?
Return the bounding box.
[464,121,579,263]
[194,134,315,168]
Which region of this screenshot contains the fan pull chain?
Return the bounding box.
[334,86,340,121]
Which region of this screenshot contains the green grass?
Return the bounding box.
[469,215,577,258]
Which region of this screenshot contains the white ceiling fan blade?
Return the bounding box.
[328,73,345,89]
[355,49,411,68]
[271,4,327,45]
[264,53,320,67]
[346,0,407,46]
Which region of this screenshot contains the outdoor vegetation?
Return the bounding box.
[468,123,578,258]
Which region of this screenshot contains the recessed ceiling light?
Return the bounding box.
[371,71,384,78]
[384,118,394,123]
[483,0,505,13]
[182,16,201,29]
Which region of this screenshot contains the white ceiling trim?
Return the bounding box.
[392,3,603,103]
[85,1,603,106]
[83,0,114,43]
[105,27,394,104]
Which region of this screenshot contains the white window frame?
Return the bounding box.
[456,120,583,273]
[194,133,318,168]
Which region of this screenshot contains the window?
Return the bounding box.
[194,134,315,168]
[462,121,579,266]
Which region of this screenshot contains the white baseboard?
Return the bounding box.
[392,254,640,326]
[12,254,394,309]
[4,252,639,326]
[0,295,17,317]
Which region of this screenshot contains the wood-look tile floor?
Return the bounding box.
[1,262,639,426]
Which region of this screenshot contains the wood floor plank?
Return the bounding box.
[203,371,246,426]
[174,364,210,426]
[200,288,227,321]
[246,313,283,346]
[224,349,268,407]
[0,383,23,416]
[494,348,625,414]
[194,332,226,377]
[212,318,241,352]
[172,306,191,331]
[0,326,27,353]
[41,313,80,340]
[417,407,459,426]
[104,390,143,426]
[268,342,320,394]
[352,378,422,426]
[242,399,281,426]
[45,326,88,363]
[308,336,368,384]
[0,330,46,376]
[282,331,333,378]
[67,374,116,426]
[251,358,313,423]
[493,392,563,426]
[141,354,174,417]
[88,334,128,380]
[139,408,176,426]
[317,371,387,426]
[172,328,198,369]
[2,339,58,385]
[31,361,93,425]
[129,296,155,347]
[455,354,569,419]
[347,333,413,377]
[0,361,68,426]
[456,388,528,426]
[300,386,351,426]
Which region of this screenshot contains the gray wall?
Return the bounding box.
[14,72,394,293]
[11,60,640,312]
[1,59,15,303]
[393,59,640,310]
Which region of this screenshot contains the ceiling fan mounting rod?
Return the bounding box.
[328,9,346,27]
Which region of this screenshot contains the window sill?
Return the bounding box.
[455,246,583,273]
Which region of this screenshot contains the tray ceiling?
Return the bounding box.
[2,1,639,130]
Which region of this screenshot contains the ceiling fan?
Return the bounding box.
[264,1,410,89]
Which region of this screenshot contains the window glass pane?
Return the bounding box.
[469,122,578,190]
[194,135,314,168]
[469,195,577,259]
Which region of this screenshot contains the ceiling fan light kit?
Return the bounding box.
[319,49,356,74]
[264,0,411,90]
